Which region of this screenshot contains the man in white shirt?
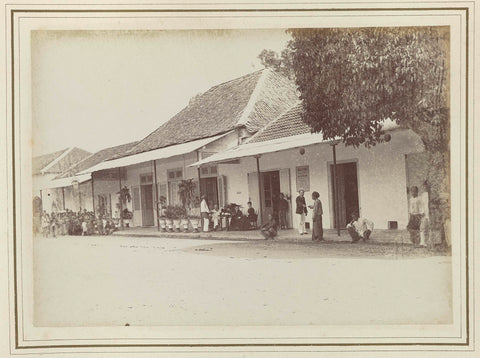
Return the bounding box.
[347,212,374,243]
[200,195,210,232]
[407,186,424,246]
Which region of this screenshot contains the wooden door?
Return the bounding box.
[330,162,359,228]
[141,184,154,226]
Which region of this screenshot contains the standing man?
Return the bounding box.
[200,195,210,232]
[407,186,424,246]
[295,189,307,235]
[309,191,324,241]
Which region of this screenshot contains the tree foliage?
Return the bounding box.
[288,27,449,150]
[258,48,295,80]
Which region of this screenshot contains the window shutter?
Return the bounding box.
[217,175,227,208]
[133,186,140,211]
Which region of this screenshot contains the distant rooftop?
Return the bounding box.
[56,141,138,178]
[33,147,91,175]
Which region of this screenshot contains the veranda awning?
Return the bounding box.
[190,120,399,167]
[190,132,328,166]
[78,132,230,174]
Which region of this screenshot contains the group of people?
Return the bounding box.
[261,189,375,243]
[37,209,118,237]
[199,196,259,232]
[261,189,327,241]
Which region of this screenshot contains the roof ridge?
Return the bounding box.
[41,147,74,174]
[245,100,303,144]
[235,69,272,127]
[33,147,69,160]
[206,69,265,93]
[55,151,96,179]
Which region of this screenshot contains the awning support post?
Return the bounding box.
[255,155,263,224]
[331,142,340,236]
[91,174,95,216]
[40,190,44,212]
[62,187,65,211]
[153,160,160,231]
[118,167,124,229]
[197,151,202,197]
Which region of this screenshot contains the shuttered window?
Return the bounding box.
[133,186,140,210]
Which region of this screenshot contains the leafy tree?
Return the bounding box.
[258,47,295,80]
[264,27,450,241]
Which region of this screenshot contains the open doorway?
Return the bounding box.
[261,171,281,222]
[200,177,219,209]
[141,184,154,227]
[329,162,359,228]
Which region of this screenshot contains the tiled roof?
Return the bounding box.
[45,147,92,174]
[56,141,138,178]
[33,148,69,175]
[248,102,311,143]
[33,147,91,175]
[121,69,298,157]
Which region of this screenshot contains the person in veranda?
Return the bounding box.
[295,189,307,235]
[200,195,210,232]
[308,191,324,241]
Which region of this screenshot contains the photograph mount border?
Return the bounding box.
[6,4,472,351]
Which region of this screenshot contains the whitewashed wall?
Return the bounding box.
[218,129,424,230]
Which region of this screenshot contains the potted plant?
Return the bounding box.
[178,179,200,232]
[172,206,185,232]
[122,208,133,227]
[116,186,132,228]
[178,179,196,212]
[157,196,167,232]
[118,186,132,205]
[164,206,175,232]
[180,211,190,232]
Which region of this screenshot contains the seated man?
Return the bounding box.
[229,204,249,230]
[260,214,278,240]
[210,204,220,231]
[347,212,374,243]
[246,201,258,228]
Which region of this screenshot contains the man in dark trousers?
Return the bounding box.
[295,189,307,235]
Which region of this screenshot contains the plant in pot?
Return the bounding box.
[164,206,175,232]
[189,196,201,232]
[172,206,185,232]
[180,210,189,232]
[122,208,133,227]
[157,196,167,232]
[178,179,198,232]
[117,186,132,228]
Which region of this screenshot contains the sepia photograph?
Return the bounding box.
[31,27,453,328]
[1,1,477,356]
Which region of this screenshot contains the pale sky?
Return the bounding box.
[31,29,291,156]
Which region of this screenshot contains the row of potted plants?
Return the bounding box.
[158,205,202,232]
[158,178,202,232]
